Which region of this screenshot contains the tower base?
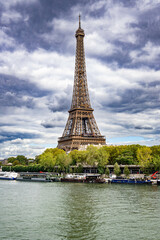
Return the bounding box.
[58,135,106,152]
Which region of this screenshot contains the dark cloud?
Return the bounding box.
[1,0,160,70]
[0,131,40,143]
[41,114,67,128]
[101,84,160,114]
[1,0,86,51]
[141,80,160,88]
[137,6,160,45]
[41,121,64,128]
[48,85,72,112]
[99,2,160,69]
[41,122,55,128]
[135,126,153,130]
[0,74,50,108]
[49,98,70,112]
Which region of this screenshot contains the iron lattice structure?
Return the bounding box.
[58,16,106,151]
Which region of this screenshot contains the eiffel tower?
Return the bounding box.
[58,16,106,151]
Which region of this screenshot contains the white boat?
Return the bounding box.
[0,171,18,180]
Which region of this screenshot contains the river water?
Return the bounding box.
[0,181,160,240]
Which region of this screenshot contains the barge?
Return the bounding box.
[110,178,152,184]
[61,174,105,183]
[16,172,52,182]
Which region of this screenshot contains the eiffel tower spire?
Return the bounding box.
[58,16,106,151]
[71,14,91,110]
[79,14,81,28]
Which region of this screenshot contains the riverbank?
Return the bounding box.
[1,171,160,185]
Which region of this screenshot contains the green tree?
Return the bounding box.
[124,166,130,177]
[105,167,110,177]
[16,155,28,165]
[2,166,10,171]
[137,147,152,172]
[106,145,126,164]
[97,147,109,168]
[151,145,160,157]
[116,150,134,165]
[114,162,121,176]
[56,152,71,172]
[39,148,66,171]
[152,156,160,171]
[69,150,86,165]
[8,157,16,163]
[13,165,27,172]
[35,155,41,164]
[12,160,20,166]
[40,152,56,171]
[86,145,99,166]
[97,166,105,174]
[76,164,83,173]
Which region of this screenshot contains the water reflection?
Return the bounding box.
[62,183,99,240]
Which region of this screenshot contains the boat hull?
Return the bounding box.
[0,177,16,180]
[157,180,160,185]
[16,178,51,182]
[61,177,105,183]
[61,178,85,183]
[111,179,152,184]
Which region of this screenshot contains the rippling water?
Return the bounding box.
[0,181,160,240]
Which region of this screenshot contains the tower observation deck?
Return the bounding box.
[58,16,106,151]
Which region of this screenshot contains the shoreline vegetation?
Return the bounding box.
[1,145,160,175]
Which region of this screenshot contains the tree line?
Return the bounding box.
[2,145,160,174]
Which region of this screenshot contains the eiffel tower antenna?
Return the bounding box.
[58,16,106,151]
[79,14,81,28]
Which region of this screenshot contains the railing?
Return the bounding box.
[58,135,106,140]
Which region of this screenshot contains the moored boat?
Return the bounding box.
[16,172,52,182]
[61,174,86,183]
[61,174,105,183]
[157,180,160,185]
[111,178,152,184]
[0,171,18,180]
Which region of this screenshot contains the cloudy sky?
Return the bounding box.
[0,0,160,159]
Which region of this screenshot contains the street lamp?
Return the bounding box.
[8,163,12,172]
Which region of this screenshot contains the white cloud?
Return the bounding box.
[0,30,15,47]
[130,41,160,63]
[136,0,160,11]
[85,32,117,56]
[0,48,74,92]
[1,10,22,24]
[0,0,38,9]
[0,0,36,26]
[89,0,106,12]
[41,0,139,59]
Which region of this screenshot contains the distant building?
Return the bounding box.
[0,159,8,165]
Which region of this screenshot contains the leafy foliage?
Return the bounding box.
[114,162,121,176]
[39,148,66,171]
[124,166,130,177]
[152,156,160,171]
[3,145,160,174]
[8,155,28,165]
[105,167,110,176]
[137,147,152,172]
[69,150,86,165]
[86,145,99,166]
